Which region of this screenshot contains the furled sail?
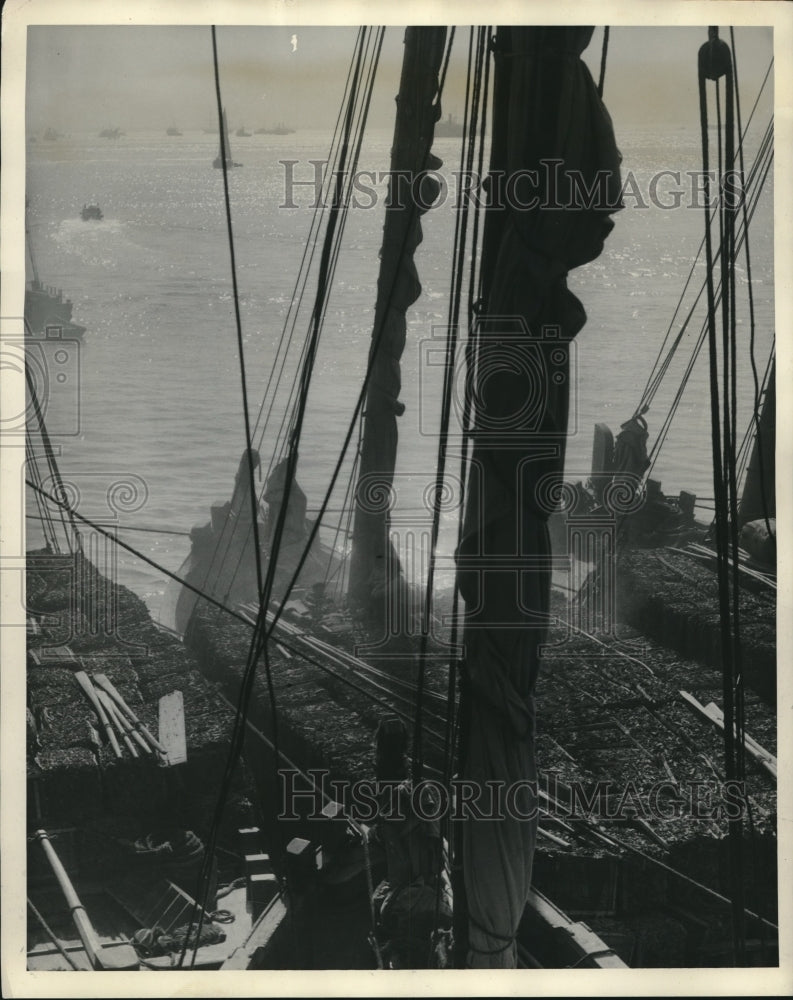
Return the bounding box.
[348,27,448,626]
[455,26,622,968]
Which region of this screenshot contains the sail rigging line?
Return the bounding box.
[26,442,59,554]
[250,29,367,445]
[210,25,264,610]
[24,353,80,555]
[597,27,610,98]
[728,26,769,956]
[179,23,292,963]
[638,110,774,430]
[735,342,774,507]
[643,126,773,471]
[189,75,470,957]
[347,26,451,609]
[171,38,465,942]
[640,124,774,446]
[297,29,387,589]
[26,475,453,759]
[261,28,456,644]
[441,29,492,968]
[697,27,746,964]
[193,26,383,635]
[182,29,379,967]
[208,28,385,610]
[322,423,363,599]
[731,28,773,540]
[407,23,490,962]
[270,25,384,467]
[445,34,493,966]
[25,478,453,742]
[445,26,492,779]
[260,26,384,471]
[635,55,773,416]
[26,481,257,629]
[413,24,486,785]
[190,26,376,612]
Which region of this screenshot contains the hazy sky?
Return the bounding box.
[26,25,774,134]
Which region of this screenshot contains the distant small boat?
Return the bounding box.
[99,127,123,139]
[214,109,241,168]
[43,127,62,141]
[80,204,103,222]
[166,125,183,136]
[235,126,252,137]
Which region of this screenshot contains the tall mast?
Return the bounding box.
[348,27,447,625]
[455,27,622,967]
[222,108,232,161]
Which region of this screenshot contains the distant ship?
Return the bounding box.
[256,123,296,135]
[43,127,62,141]
[213,109,241,168]
[80,204,103,222]
[166,125,183,136]
[434,113,464,138]
[25,212,85,339]
[99,127,123,139]
[235,126,252,137]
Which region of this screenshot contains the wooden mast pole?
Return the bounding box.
[348,27,447,632]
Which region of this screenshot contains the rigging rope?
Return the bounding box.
[642,113,773,436]
[447,29,492,966]
[26,442,58,554]
[182,27,381,967]
[24,350,81,554]
[258,38,461,654]
[697,25,746,964]
[635,56,773,416]
[597,27,610,98]
[206,28,385,610]
[190,25,384,639]
[189,27,374,612]
[644,123,773,472]
[402,22,490,965]
[210,24,264,603]
[730,29,773,540]
[180,25,275,963]
[728,25,769,957]
[413,22,474,785]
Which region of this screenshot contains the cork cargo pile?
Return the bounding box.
[25,550,247,832]
[25,547,777,965]
[615,547,776,701]
[187,567,777,964]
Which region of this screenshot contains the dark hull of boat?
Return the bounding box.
[25,286,85,340]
